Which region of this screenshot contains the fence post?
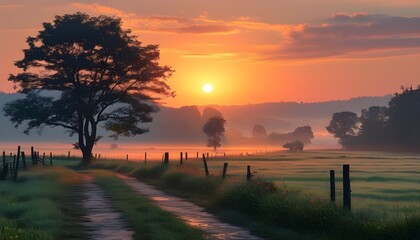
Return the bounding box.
[247,165,252,180]
[164,152,169,164]
[21,152,26,168]
[202,154,209,176]
[50,152,53,166]
[144,152,147,163]
[68,151,70,159]
[222,162,228,179]
[185,152,188,160]
[196,152,198,159]
[12,155,15,176]
[343,164,351,210]
[14,146,21,181]
[180,152,183,165]
[42,152,45,163]
[31,147,34,164]
[126,154,129,162]
[206,153,209,158]
[330,170,335,202]
[2,151,5,169]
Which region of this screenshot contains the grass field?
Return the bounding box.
[0,166,85,240]
[87,149,420,239]
[85,149,420,217]
[189,150,420,216]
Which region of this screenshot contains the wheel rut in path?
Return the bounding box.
[80,174,134,240]
[117,174,263,240]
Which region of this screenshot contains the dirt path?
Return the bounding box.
[80,175,134,240]
[117,174,263,240]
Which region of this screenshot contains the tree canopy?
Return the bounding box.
[283,140,304,152]
[326,111,359,146]
[327,86,420,150]
[3,13,173,162]
[203,116,226,150]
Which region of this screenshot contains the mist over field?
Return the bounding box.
[0,92,390,150]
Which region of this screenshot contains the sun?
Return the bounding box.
[203,83,213,93]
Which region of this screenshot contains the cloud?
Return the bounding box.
[69,4,420,60]
[0,4,23,8]
[71,3,237,35]
[271,13,420,59]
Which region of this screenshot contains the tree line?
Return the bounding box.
[327,86,420,151]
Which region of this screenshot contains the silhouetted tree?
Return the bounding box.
[203,116,226,150]
[283,140,304,152]
[326,111,359,146]
[267,125,314,145]
[358,106,388,144]
[291,125,314,144]
[386,87,420,146]
[3,13,173,163]
[252,124,267,139]
[202,107,223,124]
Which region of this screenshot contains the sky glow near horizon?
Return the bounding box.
[1,0,420,107]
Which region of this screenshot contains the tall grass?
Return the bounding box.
[89,160,420,240]
[0,166,86,240]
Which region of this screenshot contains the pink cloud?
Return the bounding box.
[69,4,420,60]
[272,13,420,59]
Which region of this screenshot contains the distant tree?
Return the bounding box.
[326,111,359,146]
[358,106,388,143]
[203,116,226,150]
[283,140,304,152]
[2,13,173,163]
[202,107,223,123]
[291,125,314,144]
[267,125,314,145]
[252,124,267,139]
[386,86,420,145]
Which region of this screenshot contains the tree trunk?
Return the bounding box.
[82,149,93,163]
[79,117,97,164]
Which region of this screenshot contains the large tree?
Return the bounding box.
[203,116,226,150]
[3,13,173,163]
[326,111,359,146]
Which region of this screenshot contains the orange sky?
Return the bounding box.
[1,0,420,107]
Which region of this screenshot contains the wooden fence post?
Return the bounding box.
[50,152,53,166]
[14,146,21,181]
[343,164,351,210]
[206,153,209,158]
[202,154,209,176]
[21,152,26,168]
[196,152,199,159]
[185,152,188,160]
[180,152,183,165]
[222,162,228,179]
[144,152,147,163]
[68,151,70,159]
[247,165,252,180]
[164,152,169,164]
[330,170,335,202]
[126,154,129,162]
[30,147,34,164]
[2,151,5,169]
[42,152,45,163]
[12,155,15,175]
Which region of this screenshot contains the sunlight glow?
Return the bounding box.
[203,84,213,93]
